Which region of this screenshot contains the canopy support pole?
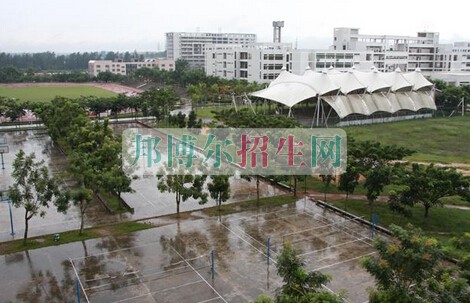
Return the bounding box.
[325,107,333,128]
[311,96,320,128]
[231,93,238,112]
[244,93,256,115]
[321,99,327,127]
[311,101,317,129]
[316,96,321,127]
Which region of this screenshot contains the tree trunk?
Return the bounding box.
[346,192,349,200]
[23,211,29,245]
[79,209,85,235]
[293,177,297,197]
[176,193,180,215]
[369,200,374,220]
[424,205,430,218]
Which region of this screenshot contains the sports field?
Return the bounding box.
[69,199,377,303]
[0,84,117,102]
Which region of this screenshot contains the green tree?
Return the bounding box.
[3,98,26,123]
[102,165,133,200]
[187,110,198,128]
[394,163,470,218]
[157,168,208,215]
[337,164,360,200]
[39,97,89,142]
[349,140,414,217]
[0,96,7,117]
[362,224,470,303]
[319,174,335,202]
[69,120,130,200]
[71,188,93,235]
[8,150,70,244]
[176,112,187,128]
[139,87,178,124]
[208,175,231,211]
[253,242,343,303]
[173,58,189,85]
[214,108,299,128]
[83,96,111,119]
[123,51,132,62]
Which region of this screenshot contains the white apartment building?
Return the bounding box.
[205,43,292,83]
[203,28,470,83]
[331,27,470,74]
[449,42,470,72]
[166,32,257,69]
[88,58,175,77]
[289,49,375,75]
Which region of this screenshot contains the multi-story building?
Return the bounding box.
[449,42,470,72]
[205,43,292,83]
[203,27,470,83]
[166,32,257,69]
[332,27,446,73]
[331,27,470,75]
[289,49,375,75]
[88,58,175,77]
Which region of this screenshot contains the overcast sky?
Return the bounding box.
[1,0,469,53]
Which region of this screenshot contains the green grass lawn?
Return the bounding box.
[285,176,403,196]
[195,106,220,119]
[0,85,116,102]
[0,221,153,255]
[202,194,297,217]
[98,191,129,214]
[344,115,470,163]
[195,103,276,119]
[329,199,470,259]
[197,108,470,164]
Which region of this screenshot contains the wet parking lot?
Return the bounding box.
[0,199,378,303]
[0,129,284,242]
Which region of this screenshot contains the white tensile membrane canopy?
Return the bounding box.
[249,66,436,119]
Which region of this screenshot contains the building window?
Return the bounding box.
[240,61,248,69]
[263,63,283,70]
[223,53,227,59]
[240,70,248,78]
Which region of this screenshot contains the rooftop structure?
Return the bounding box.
[250,67,436,126]
[166,32,256,69]
[88,58,175,77]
